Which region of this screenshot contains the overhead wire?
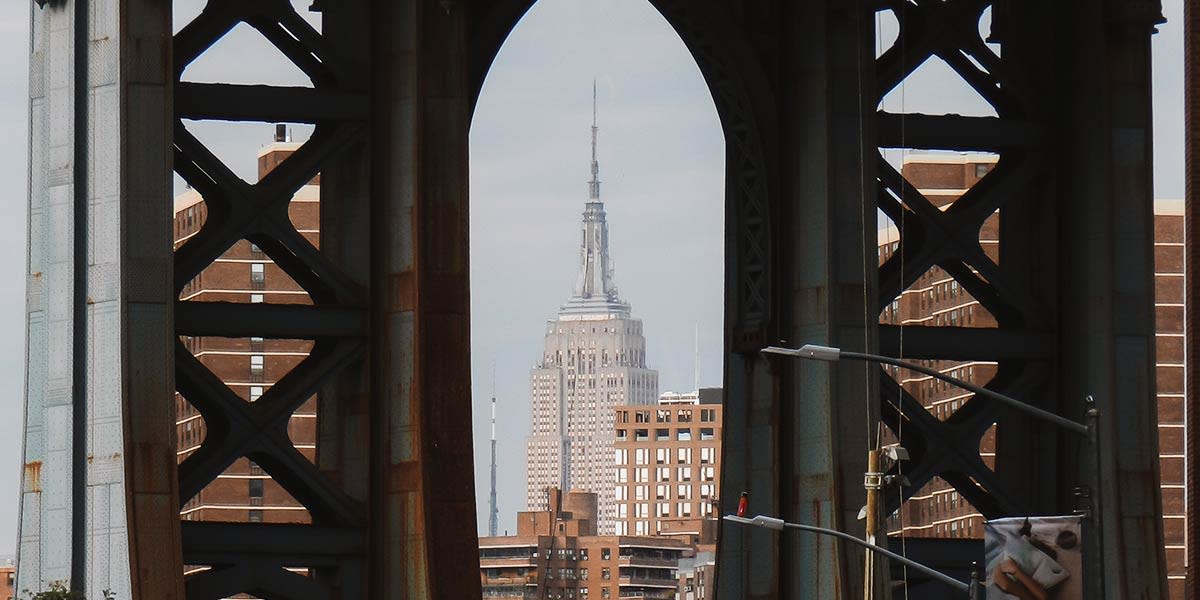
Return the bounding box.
[889,3,913,598]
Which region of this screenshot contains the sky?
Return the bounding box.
[0,0,1187,554]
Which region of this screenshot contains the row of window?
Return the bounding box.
[614,483,718,502]
[616,427,717,442]
[615,447,718,466]
[619,407,718,424]
[616,466,717,483]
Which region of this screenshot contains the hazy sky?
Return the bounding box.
[0,0,1186,554]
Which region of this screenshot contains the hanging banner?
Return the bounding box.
[984,515,1083,599]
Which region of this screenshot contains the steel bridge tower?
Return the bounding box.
[15,0,1170,598]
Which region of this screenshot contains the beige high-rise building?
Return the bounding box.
[881,154,1186,596]
[526,110,659,534]
[613,389,723,543]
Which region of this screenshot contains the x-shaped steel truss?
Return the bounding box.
[173,1,368,598]
[872,0,1054,521]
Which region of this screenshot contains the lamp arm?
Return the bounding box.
[724,515,974,594]
[840,351,1089,437]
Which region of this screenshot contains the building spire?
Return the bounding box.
[561,82,629,317]
[588,80,600,200]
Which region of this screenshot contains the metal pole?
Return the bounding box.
[864,448,881,600]
[1085,395,1105,599]
[968,562,983,600]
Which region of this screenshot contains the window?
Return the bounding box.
[658,502,670,517]
[248,510,263,523]
[678,467,692,482]
[251,293,264,303]
[250,355,265,381]
[678,409,693,423]
[656,448,669,464]
[601,567,611,580]
[677,484,692,500]
[580,549,588,561]
[634,429,648,441]
[250,262,265,283]
[656,409,671,423]
[975,163,990,177]
[700,409,715,422]
[635,485,647,501]
[656,428,669,441]
[617,469,628,484]
[615,485,627,501]
[249,386,264,402]
[679,502,692,517]
[635,448,649,465]
[702,466,715,481]
[677,428,692,441]
[248,478,264,497]
[618,504,628,518]
[656,484,668,500]
[700,427,715,441]
[635,468,649,483]
[615,449,627,465]
[700,447,716,464]
[656,467,670,482]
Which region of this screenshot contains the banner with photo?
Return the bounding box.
[984,515,1083,599]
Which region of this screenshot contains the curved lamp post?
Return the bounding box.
[747,343,1102,598]
[723,514,983,597]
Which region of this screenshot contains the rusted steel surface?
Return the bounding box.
[17,1,1171,598]
[1186,0,1199,596]
[371,1,479,597]
[18,0,183,598]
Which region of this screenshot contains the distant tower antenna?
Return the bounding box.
[488,363,500,537]
[588,80,601,200]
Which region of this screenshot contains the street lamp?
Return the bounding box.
[761,343,1103,597]
[723,514,983,598]
[763,344,1091,437]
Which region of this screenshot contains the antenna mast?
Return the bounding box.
[488,365,499,537]
[588,80,601,200]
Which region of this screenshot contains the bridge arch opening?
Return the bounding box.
[468,2,727,594]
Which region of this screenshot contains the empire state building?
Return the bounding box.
[526,94,659,534]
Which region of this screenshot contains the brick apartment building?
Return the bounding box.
[613,389,723,545]
[882,154,1186,594]
[480,488,685,600]
[675,551,715,600]
[1,563,13,600]
[174,130,317,524]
